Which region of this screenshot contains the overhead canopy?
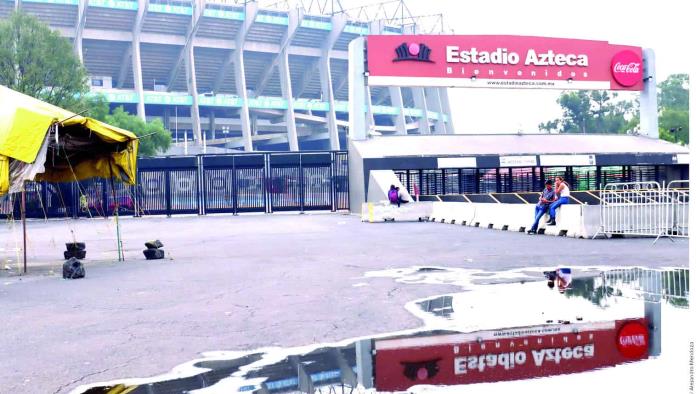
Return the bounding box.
[0,85,139,195]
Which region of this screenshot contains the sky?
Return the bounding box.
[338,0,693,133]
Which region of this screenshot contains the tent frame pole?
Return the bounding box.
[21,185,27,274]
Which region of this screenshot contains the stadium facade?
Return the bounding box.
[0,0,454,152]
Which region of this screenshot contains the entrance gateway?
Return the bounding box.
[346,35,664,211]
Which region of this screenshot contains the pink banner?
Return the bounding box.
[367,35,643,90]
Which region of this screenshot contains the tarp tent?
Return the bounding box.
[0,85,139,196]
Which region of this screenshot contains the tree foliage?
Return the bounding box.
[85,95,171,156]
[539,91,637,134]
[540,74,689,145]
[0,11,88,110]
[657,74,689,144]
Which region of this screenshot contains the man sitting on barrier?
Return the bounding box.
[544,268,573,293]
[527,180,556,235]
[547,176,571,226]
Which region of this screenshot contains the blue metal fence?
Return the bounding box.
[0,151,349,219]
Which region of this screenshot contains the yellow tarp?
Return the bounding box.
[0,85,139,195]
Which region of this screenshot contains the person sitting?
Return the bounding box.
[396,187,410,207]
[544,268,573,293]
[547,176,571,226]
[527,180,556,234]
[387,185,399,205]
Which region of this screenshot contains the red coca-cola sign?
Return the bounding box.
[611,50,643,87]
[616,321,649,358]
[375,318,649,391]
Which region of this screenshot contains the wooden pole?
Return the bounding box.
[21,187,27,274]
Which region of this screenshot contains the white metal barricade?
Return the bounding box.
[594,180,689,243]
[666,180,689,237]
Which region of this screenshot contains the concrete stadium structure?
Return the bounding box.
[0,0,454,151]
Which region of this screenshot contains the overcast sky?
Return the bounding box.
[339,0,692,133]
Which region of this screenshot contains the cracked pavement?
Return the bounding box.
[0,213,688,393]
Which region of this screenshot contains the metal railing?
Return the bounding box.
[600,267,689,306]
[594,181,689,242]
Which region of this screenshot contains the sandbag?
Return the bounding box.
[145,240,164,249]
[143,248,165,260]
[62,257,85,279]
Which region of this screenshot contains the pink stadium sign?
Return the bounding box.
[367,35,643,90]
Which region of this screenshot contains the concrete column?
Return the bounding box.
[185,44,202,142]
[279,49,298,150]
[411,87,430,134]
[208,112,215,140]
[234,2,257,151]
[388,87,407,135]
[132,0,148,121]
[319,14,347,150]
[438,87,455,134]
[348,37,367,141]
[640,48,658,139]
[425,87,446,134]
[74,0,88,63]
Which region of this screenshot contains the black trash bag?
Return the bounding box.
[144,240,164,249]
[64,250,87,260]
[65,242,86,252]
[63,257,85,279]
[143,248,165,260]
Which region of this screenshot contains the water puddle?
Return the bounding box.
[73,267,689,394]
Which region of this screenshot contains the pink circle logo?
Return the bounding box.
[408,43,420,56]
[611,50,642,87]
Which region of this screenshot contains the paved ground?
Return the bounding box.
[0,213,688,393]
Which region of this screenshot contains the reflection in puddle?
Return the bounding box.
[74,267,689,394]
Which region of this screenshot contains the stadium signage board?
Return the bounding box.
[374,318,649,391]
[367,35,643,90]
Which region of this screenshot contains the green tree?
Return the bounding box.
[539,90,637,134]
[84,95,172,156]
[658,74,689,144]
[105,106,171,156]
[0,11,88,110]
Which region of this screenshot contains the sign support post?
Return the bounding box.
[639,48,658,139]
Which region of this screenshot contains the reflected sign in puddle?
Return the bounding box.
[74,267,689,394]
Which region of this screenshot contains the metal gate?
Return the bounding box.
[0,151,349,220]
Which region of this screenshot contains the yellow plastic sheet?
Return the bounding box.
[0,85,139,194]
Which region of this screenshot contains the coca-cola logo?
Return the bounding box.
[611,50,642,87]
[616,321,649,358]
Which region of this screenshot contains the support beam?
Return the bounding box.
[14,0,20,11]
[167,0,204,91]
[319,14,347,150]
[279,46,298,150]
[425,87,446,134]
[213,1,258,151]
[117,45,133,89]
[438,87,455,134]
[212,2,256,93]
[208,112,215,140]
[256,8,303,96]
[132,0,149,121]
[388,86,407,135]
[185,43,202,142]
[74,0,88,63]
[411,87,429,134]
